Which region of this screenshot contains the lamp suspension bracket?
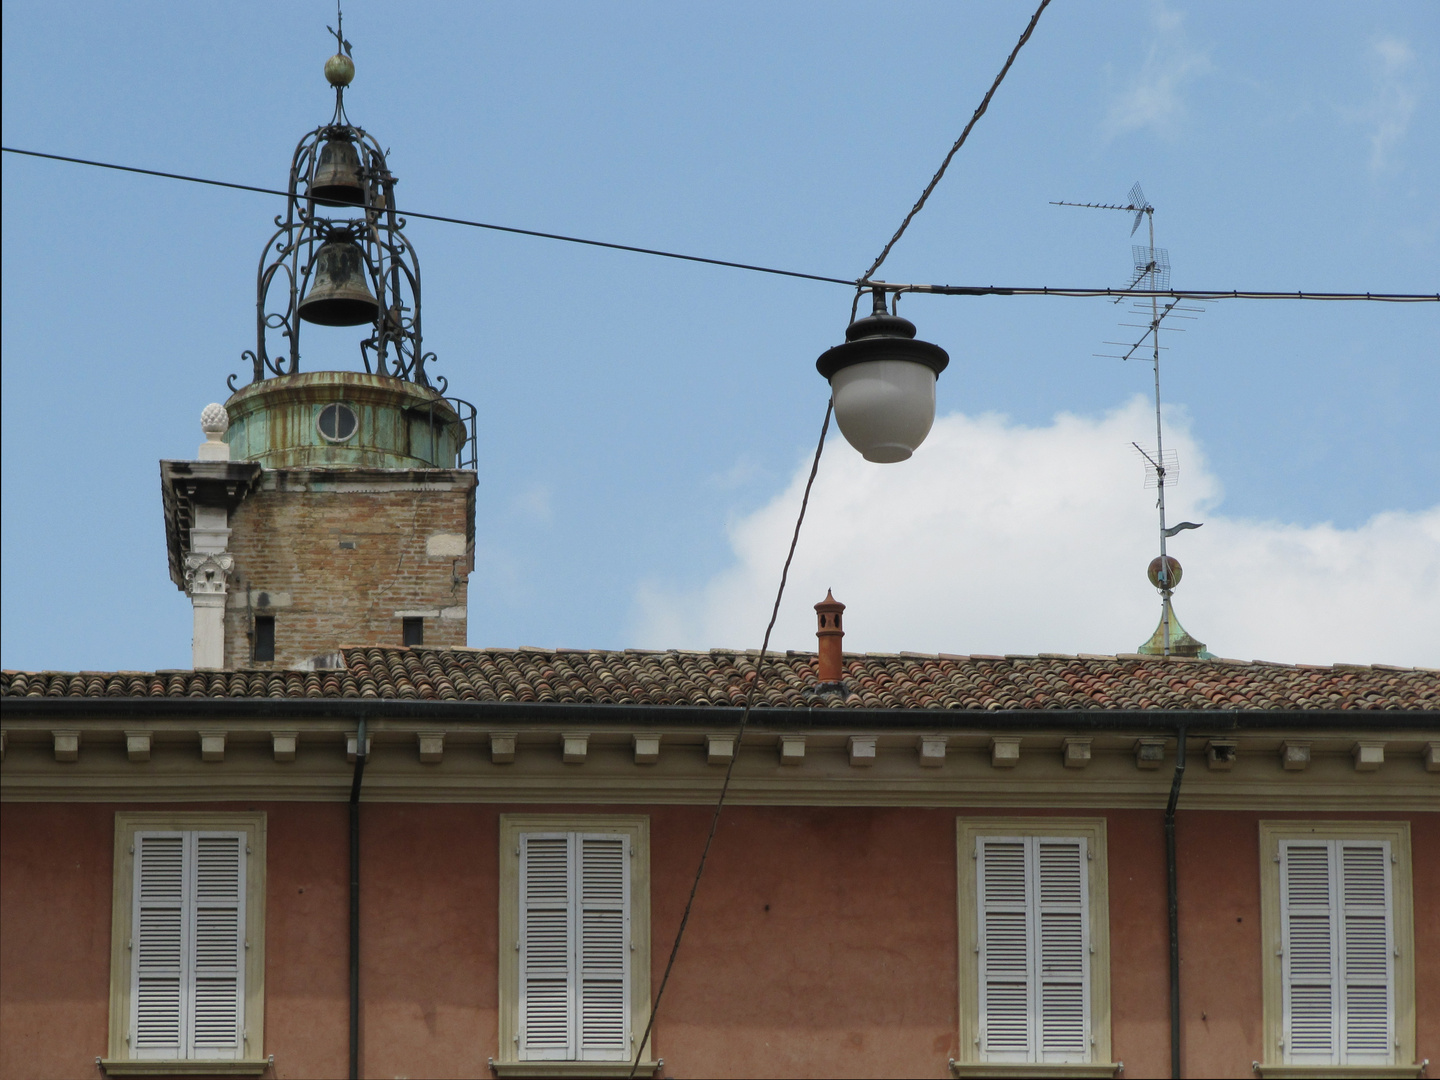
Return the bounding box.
[236,26,443,393]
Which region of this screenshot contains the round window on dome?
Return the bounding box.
[317,402,358,442]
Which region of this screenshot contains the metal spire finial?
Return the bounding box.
[324,8,355,110]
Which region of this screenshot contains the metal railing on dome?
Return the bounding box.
[423,395,477,470]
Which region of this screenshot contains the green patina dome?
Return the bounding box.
[224,371,465,469]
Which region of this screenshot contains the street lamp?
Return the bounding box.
[816,289,950,462]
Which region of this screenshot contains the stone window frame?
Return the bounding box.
[494,814,654,1079]
[953,817,1116,1078]
[103,811,268,1077]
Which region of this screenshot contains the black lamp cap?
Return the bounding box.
[816,309,950,380]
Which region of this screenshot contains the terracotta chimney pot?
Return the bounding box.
[814,589,846,683]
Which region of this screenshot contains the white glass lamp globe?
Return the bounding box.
[816,293,949,463]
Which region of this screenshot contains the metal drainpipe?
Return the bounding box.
[1165,723,1187,1080]
[348,716,367,1080]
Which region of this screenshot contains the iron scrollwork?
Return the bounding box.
[244,81,438,386]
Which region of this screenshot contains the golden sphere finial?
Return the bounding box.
[1147,555,1182,590]
[325,53,355,88]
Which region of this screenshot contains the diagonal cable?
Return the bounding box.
[0,146,852,287]
[628,399,832,1077]
[5,148,1432,301]
[861,0,1052,282]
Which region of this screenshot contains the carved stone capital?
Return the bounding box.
[183,552,234,597]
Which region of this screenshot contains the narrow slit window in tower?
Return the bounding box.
[403,617,423,646]
[254,616,276,662]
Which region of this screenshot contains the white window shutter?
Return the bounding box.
[577,835,630,1061]
[189,833,245,1060]
[1337,841,1393,1065]
[978,838,1032,1062]
[132,833,186,1060]
[1280,841,1339,1064]
[1036,839,1089,1062]
[520,834,575,1060]
[131,830,246,1062]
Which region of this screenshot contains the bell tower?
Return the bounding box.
[161,26,477,670]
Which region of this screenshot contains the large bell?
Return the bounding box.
[298,239,380,326]
[310,137,366,207]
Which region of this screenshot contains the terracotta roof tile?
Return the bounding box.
[4,649,1438,711]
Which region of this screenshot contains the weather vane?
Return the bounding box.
[328,5,351,57]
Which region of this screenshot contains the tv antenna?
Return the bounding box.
[1054,182,1209,657]
[1052,179,1152,235]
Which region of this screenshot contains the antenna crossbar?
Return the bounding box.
[1049,200,1150,212]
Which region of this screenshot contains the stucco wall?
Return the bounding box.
[0,803,113,1080]
[1,803,1434,1079]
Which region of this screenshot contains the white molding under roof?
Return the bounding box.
[2,722,1435,808]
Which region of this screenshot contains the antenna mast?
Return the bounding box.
[1054,183,1210,658]
[1139,189,1173,653]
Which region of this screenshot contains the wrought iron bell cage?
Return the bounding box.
[235,80,443,392]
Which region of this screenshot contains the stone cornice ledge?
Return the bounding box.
[488,1059,661,1078]
[949,1062,1121,1078]
[6,774,1436,811]
[1251,1064,1428,1079]
[98,1058,272,1077]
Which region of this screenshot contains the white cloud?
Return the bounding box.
[633,397,1440,667]
[1105,4,1210,140]
[1361,36,1419,172]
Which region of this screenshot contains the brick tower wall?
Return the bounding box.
[222,468,477,668]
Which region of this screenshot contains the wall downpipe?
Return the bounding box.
[348,716,367,1080]
[1165,723,1187,1079]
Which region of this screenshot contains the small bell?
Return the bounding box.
[298,238,380,326]
[310,138,366,207]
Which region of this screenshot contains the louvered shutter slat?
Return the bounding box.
[189,835,244,1059]
[1037,840,1088,1061]
[132,834,185,1059]
[578,836,629,1060]
[520,835,575,1060]
[978,839,1032,1061]
[1338,843,1393,1065]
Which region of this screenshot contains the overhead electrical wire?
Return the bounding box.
[861,0,1053,282]
[0,146,853,287]
[4,147,1433,304]
[877,282,1438,302]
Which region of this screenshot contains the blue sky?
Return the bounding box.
[2,1,1436,671]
